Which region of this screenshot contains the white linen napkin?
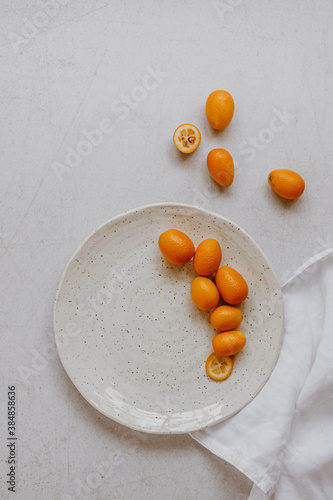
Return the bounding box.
[191,248,333,500]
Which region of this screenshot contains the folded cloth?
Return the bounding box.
[191,248,333,500]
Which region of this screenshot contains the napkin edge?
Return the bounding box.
[281,248,333,288]
[191,431,275,498]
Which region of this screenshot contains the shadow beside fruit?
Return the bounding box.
[265,183,305,211]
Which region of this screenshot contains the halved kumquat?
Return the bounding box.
[173,123,201,153]
[205,353,233,381]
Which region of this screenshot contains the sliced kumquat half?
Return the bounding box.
[205,353,233,381]
[173,123,201,153]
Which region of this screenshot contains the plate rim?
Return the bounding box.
[53,202,285,434]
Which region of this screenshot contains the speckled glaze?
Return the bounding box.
[53,203,284,434]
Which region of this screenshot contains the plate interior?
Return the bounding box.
[54,204,284,433]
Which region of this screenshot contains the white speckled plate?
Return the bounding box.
[53,203,284,434]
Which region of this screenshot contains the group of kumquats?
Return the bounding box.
[173,90,305,199]
[159,229,248,381]
[159,91,305,381]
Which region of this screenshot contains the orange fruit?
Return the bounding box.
[173,123,201,153]
[205,90,234,130]
[212,330,246,356]
[207,149,234,187]
[210,305,243,331]
[205,353,233,381]
[193,238,222,276]
[191,277,220,311]
[158,229,195,265]
[215,266,248,305]
[268,169,305,200]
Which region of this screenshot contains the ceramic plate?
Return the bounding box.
[53,203,284,434]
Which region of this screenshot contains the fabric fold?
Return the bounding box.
[191,249,333,500]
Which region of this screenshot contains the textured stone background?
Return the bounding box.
[1,1,332,498]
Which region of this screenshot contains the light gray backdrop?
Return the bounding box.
[1,1,332,499]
